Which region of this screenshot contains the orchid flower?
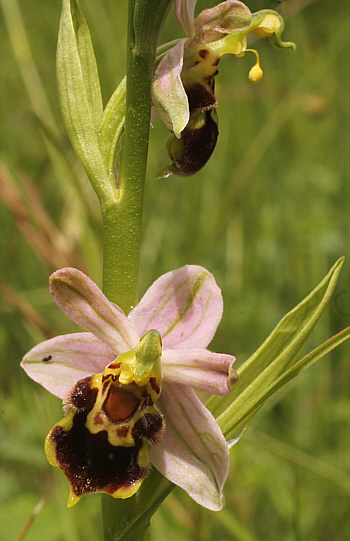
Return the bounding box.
[22,265,237,511]
[152,0,296,177]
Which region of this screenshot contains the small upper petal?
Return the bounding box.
[175,0,197,37]
[152,40,189,138]
[149,382,230,510]
[162,348,236,395]
[21,333,115,399]
[49,268,139,354]
[128,265,223,350]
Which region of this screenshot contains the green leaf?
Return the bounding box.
[206,258,345,437]
[99,77,126,177]
[263,327,349,404]
[68,0,103,131]
[57,0,115,201]
[225,327,350,439]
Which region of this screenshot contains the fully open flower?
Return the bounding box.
[22,265,237,510]
[152,0,295,177]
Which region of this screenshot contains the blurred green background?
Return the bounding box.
[1,0,349,539]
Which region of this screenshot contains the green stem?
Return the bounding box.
[101,1,173,539]
[102,470,174,541]
[102,0,172,311]
[101,2,151,310]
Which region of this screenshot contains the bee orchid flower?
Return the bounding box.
[22,265,237,511]
[152,0,295,177]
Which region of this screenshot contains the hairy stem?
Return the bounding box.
[101,1,173,539]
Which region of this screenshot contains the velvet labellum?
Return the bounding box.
[159,82,219,178]
[45,331,164,507]
[156,56,220,179]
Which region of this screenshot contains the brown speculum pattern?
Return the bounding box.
[45,351,164,507]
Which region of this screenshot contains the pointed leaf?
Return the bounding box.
[223,328,350,439]
[69,0,103,131]
[57,0,114,200]
[207,258,344,423]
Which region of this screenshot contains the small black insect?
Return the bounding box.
[42,355,52,362]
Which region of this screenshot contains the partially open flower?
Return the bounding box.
[22,265,237,510]
[152,0,295,178]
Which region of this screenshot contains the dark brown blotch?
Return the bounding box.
[198,49,209,59]
[102,379,110,394]
[149,377,160,396]
[93,412,104,425]
[107,361,121,370]
[172,110,219,176]
[51,411,146,498]
[69,377,98,412]
[185,83,217,115]
[132,412,164,444]
[117,426,129,439]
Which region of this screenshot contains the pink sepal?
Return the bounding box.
[129,265,223,350]
[49,268,139,354]
[21,332,114,399]
[149,382,230,510]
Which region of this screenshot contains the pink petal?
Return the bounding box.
[162,348,236,395]
[149,382,230,510]
[175,0,196,37]
[152,40,189,137]
[129,265,223,349]
[49,268,139,354]
[21,333,115,399]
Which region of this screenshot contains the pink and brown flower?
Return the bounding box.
[22,265,237,510]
